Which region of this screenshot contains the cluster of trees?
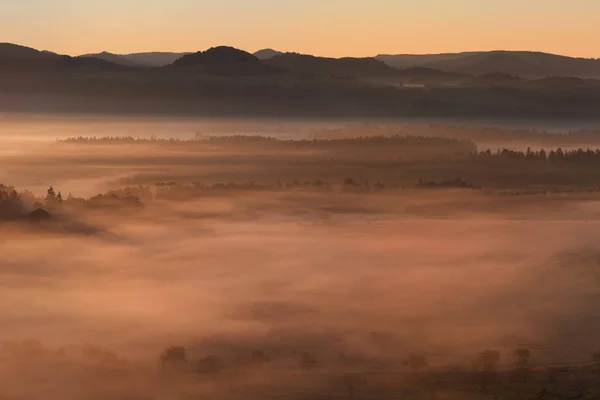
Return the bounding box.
[0,183,148,222]
[65,191,144,209]
[416,178,479,189]
[477,147,600,164]
[151,177,493,201]
[59,136,193,144]
[45,186,63,203]
[154,177,482,199]
[154,179,396,200]
[312,125,600,145]
[59,134,600,168]
[159,345,321,375]
[0,184,27,220]
[9,336,600,399]
[0,184,52,220]
[156,344,537,378]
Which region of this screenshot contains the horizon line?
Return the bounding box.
[3,41,599,60]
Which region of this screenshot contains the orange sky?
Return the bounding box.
[1,0,598,58]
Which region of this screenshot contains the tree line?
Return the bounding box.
[57,135,600,166]
[476,147,600,164]
[57,134,477,151]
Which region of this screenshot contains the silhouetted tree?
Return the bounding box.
[46,186,56,202]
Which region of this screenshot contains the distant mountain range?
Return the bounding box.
[74,46,600,79]
[1,42,599,119]
[79,48,282,67]
[2,42,599,82]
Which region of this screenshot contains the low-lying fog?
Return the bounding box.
[3,116,600,399]
[4,190,600,361]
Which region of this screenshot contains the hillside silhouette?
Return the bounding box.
[69,46,600,78]
[81,51,187,67]
[0,43,599,118]
[377,51,600,78]
[376,52,482,69]
[0,43,56,59]
[168,46,283,75]
[265,53,401,78]
[253,48,283,60]
[0,43,130,73]
[69,46,600,79]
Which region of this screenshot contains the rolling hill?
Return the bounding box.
[265,53,401,78]
[253,49,283,60]
[0,43,130,72]
[376,52,482,69]
[377,51,600,78]
[81,51,187,67]
[0,43,56,59]
[166,46,283,75]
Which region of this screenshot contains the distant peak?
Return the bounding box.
[173,46,259,67]
[254,48,283,60]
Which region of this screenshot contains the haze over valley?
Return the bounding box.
[2,1,600,398]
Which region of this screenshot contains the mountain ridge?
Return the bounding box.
[4,43,600,79]
[265,52,401,78]
[80,51,187,67]
[376,50,600,78]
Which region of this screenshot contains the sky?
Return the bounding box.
[0,0,598,58]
